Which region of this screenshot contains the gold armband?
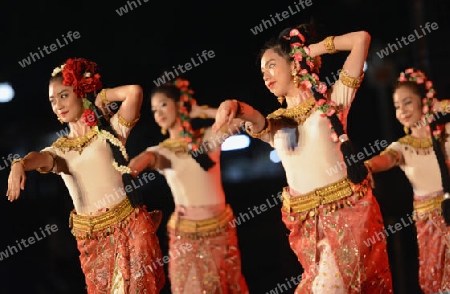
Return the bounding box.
[36,151,57,174]
[199,105,209,119]
[99,88,110,105]
[117,113,140,128]
[246,118,271,139]
[11,158,25,168]
[323,36,338,54]
[440,100,450,113]
[339,69,363,89]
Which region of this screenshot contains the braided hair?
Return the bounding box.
[151,78,215,171]
[260,24,369,184]
[395,68,450,224]
[49,58,143,207]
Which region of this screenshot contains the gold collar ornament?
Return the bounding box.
[267,97,316,124]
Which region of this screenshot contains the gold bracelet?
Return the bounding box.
[246,118,271,139]
[11,158,25,169]
[199,105,209,119]
[323,36,338,54]
[99,88,110,105]
[117,113,140,128]
[36,151,57,174]
[440,100,450,113]
[339,69,363,89]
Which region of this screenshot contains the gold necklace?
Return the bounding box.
[267,98,316,123]
[52,127,99,154]
[159,138,190,155]
[398,135,434,149]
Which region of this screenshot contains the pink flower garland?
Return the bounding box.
[288,28,341,142]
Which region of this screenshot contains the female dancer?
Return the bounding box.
[213,25,393,293]
[128,78,248,294]
[6,58,165,293]
[364,68,450,293]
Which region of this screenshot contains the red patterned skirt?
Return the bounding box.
[70,198,165,293]
[281,177,393,293]
[166,204,248,294]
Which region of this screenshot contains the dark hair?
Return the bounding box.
[260,23,369,184]
[150,84,216,171]
[394,80,450,223]
[50,73,144,208]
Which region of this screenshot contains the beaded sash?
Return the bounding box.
[167,205,234,240]
[282,177,370,221]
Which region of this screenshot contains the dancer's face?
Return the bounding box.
[393,85,422,128]
[151,92,179,130]
[49,79,84,123]
[261,49,295,97]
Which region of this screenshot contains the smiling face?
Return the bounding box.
[393,84,423,128]
[260,48,296,97]
[49,78,84,123]
[151,92,179,130]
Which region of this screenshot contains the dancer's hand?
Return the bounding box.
[212,100,238,133]
[189,104,203,119]
[128,152,152,178]
[6,163,26,202]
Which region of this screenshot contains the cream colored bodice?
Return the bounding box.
[42,113,133,214]
[147,140,226,207]
[256,79,358,194]
[385,123,450,197]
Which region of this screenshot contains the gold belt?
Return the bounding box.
[69,197,135,238]
[167,205,233,239]
[413,195,444,219]
[282,177,369,217]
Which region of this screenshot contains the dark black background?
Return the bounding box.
[0,0,449,293]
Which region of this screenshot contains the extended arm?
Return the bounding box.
[129,150,168,177]
[191,103,245,136]
[7,151,58,202]
[365,149,403,174]
[212,100,266,134]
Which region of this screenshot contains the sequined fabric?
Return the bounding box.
[415,210,450,293]
[167,214,248,294]
[76,207,165,294]
[281,188,393,293]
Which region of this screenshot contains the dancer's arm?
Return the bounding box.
[95,85,143,126]
[309,31,371,80]
[364,148,404,174]
[191,104,244,135]
[212,100,266,134]
[7,151,58,201]
[129,150,168,177]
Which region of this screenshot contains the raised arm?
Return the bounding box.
[96,85,143,125]
[7,151,57,202]
[309,31,371,78]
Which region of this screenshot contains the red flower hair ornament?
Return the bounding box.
[51,58,103,126]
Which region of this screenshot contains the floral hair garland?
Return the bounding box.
[167,78,203,151]
[284,28,342,142]
[398,68,443,138]
[52,58,102,127]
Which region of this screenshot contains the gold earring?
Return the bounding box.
[404,126,409,134]
[277,96,285,105]
[57,117,64,124]
[161,128,167,135]
[292,70,300,88]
